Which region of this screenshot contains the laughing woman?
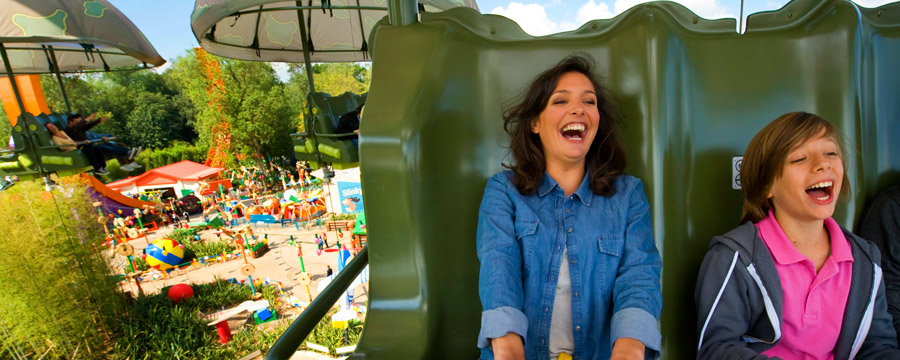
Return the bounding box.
[476,54,662,360]
[695,112,900,359]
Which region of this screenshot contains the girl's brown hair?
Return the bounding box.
[502,53,625,196]
[739,112,850,223]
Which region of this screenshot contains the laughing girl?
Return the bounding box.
[695,112,900,359]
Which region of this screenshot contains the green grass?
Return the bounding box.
[302,310,365,355]
[111,279,281,359]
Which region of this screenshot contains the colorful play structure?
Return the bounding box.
[192,0,900,359]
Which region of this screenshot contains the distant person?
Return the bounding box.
[45,122,108,175]
[326,265,333,277]
[65,113,141,172]
[859,185,900,337]
[335,104,364,147]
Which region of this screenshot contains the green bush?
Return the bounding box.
[166,227,199,244]
[185,239,237,260]
[329,213,358,221]
[131,255,150,272]
[134,141,209,170]
[0,178,124,359]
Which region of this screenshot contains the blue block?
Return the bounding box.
[256,308,272,321]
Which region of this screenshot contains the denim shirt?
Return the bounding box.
[476,170,662,359]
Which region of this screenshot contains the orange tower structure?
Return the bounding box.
[194,47,231,168]
[1,74,51,125]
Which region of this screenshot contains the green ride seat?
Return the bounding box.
[292,91,367,169]
[0,112,93,181]
[305,1,898,359]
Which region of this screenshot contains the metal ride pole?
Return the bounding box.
[388,0,418,27]
[0,43,29,120]
[295,1,325,167]
[294,2,316,94]
[46,46,72,113]
[1,43,48,180]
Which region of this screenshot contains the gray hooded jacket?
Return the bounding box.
[695,222,900,359]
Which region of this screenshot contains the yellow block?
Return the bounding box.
[331,319,348,329]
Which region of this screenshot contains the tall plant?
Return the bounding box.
[0,177,124,359]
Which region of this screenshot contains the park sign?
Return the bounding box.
[337,181,363,214]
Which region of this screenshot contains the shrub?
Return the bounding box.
[185,239,237,260]
[135,141,209,170]
[0,177,124,359]
[329,213,358,221]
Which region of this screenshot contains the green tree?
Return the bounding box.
[165,53,221,150]
[37,69,197,149]
[222,59,293,160]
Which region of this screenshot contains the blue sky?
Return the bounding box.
[109,0,898,67]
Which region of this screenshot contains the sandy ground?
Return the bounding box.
[111,213,366,359]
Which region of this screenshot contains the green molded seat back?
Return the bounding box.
[351,1,900,358]
[34,113,51,127]
[295,91,363,168]
[308,91,336,134]
[0,113,93,181]
[49,113,68,129]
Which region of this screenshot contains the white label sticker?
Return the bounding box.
[732,156,743,189]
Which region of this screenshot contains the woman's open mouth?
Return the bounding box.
[561,123,585,141]
[805,181,834,203]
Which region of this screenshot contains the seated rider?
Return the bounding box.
[64,113,141,173]
[335,104,364,147]
[85,128,143,172]
[44,123,108,175]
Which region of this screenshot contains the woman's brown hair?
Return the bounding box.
[739,112,850,223]
[502,53,625,196]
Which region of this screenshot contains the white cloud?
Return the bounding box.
[765,1,788,9]
[491,2,563,35]
[271,62,291,82]
[614,0,734,20]
[576,0,614,23]
[491,0,616,35]
[151,61,172,74]
[851,0,898,8]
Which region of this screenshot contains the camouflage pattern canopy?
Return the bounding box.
[191,0,479,63]
[0,0,165,74]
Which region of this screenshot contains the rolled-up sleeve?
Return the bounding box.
[476,174,527,349]
[478,306,528,348]
[610,178,662,353]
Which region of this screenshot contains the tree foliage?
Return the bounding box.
[38,70,197,149]
[2,56,370,168]
[222,60,293,159]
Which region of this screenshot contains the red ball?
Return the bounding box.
[167,284,194,303]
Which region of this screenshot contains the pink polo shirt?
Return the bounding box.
[757,211,853,360]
